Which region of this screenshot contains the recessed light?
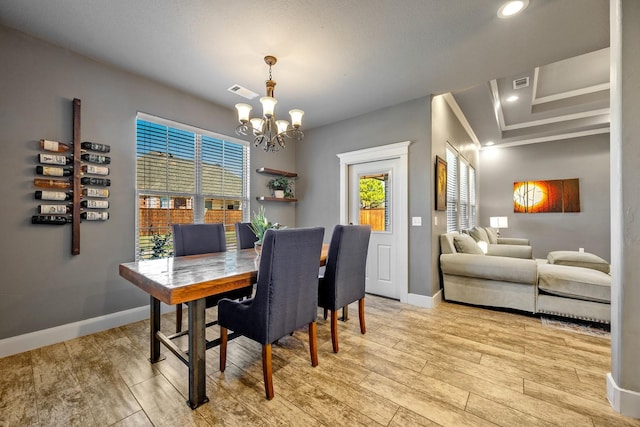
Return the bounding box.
[506,95,519,102]
[497,0,529,19]
[485,141,495,146]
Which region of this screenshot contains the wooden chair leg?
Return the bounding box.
[358,297,366,334]
[323,308,328,320]
[219,327,228,372]
[330,310,339,353]
[308,321,319,366]
[342,305,349,321]
[176,304,183,333]
[262,344,274,400]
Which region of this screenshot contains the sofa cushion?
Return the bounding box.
[484,227,499,244]
[538,263,611,303]
[453,234,484,255]
[547,251,610,274]
[468,227,490,243]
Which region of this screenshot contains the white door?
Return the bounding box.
[348,159,400,299]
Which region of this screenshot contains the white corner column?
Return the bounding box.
[607,0,640,418]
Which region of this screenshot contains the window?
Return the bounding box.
[136,115,250,259]
[446,144,476,232]
[446,147,458,232]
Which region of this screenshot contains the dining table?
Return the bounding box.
[119,244,328,409]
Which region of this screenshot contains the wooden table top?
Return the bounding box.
[119,244,328,305]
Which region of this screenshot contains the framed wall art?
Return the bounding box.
[435,155,447,211]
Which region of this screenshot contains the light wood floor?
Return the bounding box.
[1,295,639,426]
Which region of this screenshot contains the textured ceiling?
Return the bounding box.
[0,0,610,134]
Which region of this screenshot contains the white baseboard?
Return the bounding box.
[407,289,443,309]
[607,373,640,419]
[0,304,175,358]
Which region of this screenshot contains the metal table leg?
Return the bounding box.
[150,296,164,362]
[187,298,209,409]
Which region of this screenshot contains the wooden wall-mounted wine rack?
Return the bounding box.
[31,98,112,255]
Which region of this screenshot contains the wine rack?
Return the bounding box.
[31,98,111,255]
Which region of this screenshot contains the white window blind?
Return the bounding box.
[469,166,476,228]
[446,145,476,232]
[136,117,249,259]
[446,146,458,232]
[459,160,469,230]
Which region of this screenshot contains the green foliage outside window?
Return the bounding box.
[359,178,385,209]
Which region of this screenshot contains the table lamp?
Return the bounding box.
[489,216,508,237]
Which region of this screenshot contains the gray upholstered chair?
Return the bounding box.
[218,227,325,400]
[318,224,371,353]
[172,223,253,333]
[234,222,258,250]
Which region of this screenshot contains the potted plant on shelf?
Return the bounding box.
[267,176,293,198]
[249,206,284,254]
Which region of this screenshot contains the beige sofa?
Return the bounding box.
[439,232,611,323]
[464,226,533,258]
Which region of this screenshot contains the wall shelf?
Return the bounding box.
[256,196,298,202]
[256,167,298,202]
[256,167,297,178]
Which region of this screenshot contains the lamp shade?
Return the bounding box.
[260,96,277,117]
[289,109,304,128]
[250,118,264,133]
[276,120,289,134]
[490,216,509,228]
[235,103,252,123]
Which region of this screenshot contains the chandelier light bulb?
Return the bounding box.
[289,109,304,128]
[260,96,277,118]
[235,103,252,124]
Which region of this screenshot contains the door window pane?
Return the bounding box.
[359,173,389,231]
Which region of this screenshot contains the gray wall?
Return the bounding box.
[478,134,610,260]
[431,95,480,291]
[296,97,432,297]
[0,26,295,339]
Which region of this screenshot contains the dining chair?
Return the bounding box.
[172,223,253,333]
[318,224,371,353]
[234,222,258,250]
[218,227,325,400]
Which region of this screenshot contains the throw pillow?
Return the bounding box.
[468,226,489,243]
[484,227,498,244]
[547,251,610,274]
[453,234,484,255]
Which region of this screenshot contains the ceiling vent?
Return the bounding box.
[513,76,530,90]
[227,84,258,100]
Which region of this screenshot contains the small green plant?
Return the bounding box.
[267,176,293,198]
[149,231,172,259]
[249,206,283,243]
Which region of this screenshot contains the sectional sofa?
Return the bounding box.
[439,231,612,323]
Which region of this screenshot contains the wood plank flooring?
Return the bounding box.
[1,295,638,426]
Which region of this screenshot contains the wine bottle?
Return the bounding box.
[81,164,109,175]
[38,204,71,214]
[81,141,110,153]
[80,177,111,186]
[82,188,109,198]
[35,190,73,201]
[38,153,72,165]
[81,211,109,221]
[34,178,72,189]
[40,139,71,152]
[81,199,109,209]
[81,153,111,164]
[36,166,72,177]
[31,215,71,225]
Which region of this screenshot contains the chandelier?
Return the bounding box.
[235,55,304,152]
